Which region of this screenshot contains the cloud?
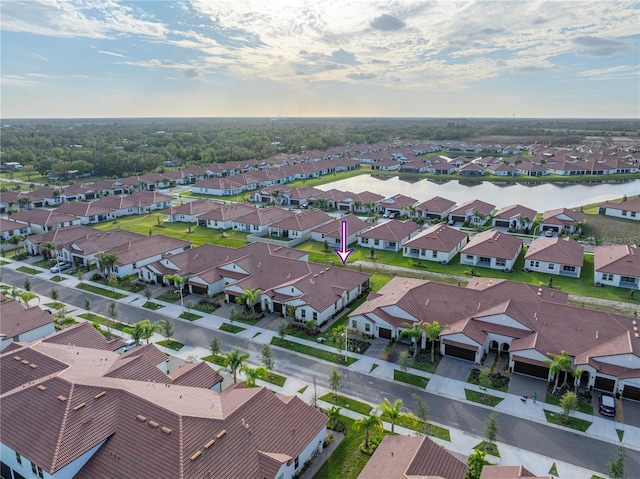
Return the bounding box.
[346,72,377,80]
[572,36,635,57]
[370,14,405,31]
[28,51,48,62]
[183,68,199,78]
[330,49,358,65]
[98,50,127,58]
[576,64,640,80]
[1,75,39,86]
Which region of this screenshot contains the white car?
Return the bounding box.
[50,262,72,273]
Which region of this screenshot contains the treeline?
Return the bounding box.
[1,117,638,178]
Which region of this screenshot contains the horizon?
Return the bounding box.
[1,1,639,119]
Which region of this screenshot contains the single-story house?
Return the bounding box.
[460,229,523,271]
[594,244,639,289]
[0,301,56,352]
[525,237,584,277]
[492,204,537,232]
[0,218,30,241]
[310,214,369,247]
[7,209,82,234]
[231,206,295,235]
[54,200,117,224]
[598,197,640,221]
[402,224,468,264]
[486,162,518,176]
[23,224,98,256]
[540,208,585,235]
[200,203,258,230]
[357,220,419,252]
[378,194,418,217]
[458,162,485,176]
[415,196,456,219]
[161,199,222,224]
[266,210,334,245]
[448,199,495,226]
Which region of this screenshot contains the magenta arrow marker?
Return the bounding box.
[334,220,354,264]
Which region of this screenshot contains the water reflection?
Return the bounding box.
[317,176,639,211]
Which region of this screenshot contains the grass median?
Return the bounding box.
[271,337,357,365]
[76,282,127,299]
[394,370,429,388]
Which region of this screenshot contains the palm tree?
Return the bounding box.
[326,406,342,429]
[352,200,362,213]
[376,398,403,433]
[544,350,573,394]
[364,201,377,216]
[400,321,424,358]
[7,234,25,253]
[235,288,263,313]
[98,252,119,279]
[241,365,266,387]
[18,291,39,308]
[165,274,186,311]
[42,241,57,262]
[17,196,30,210]
[135,319,157,344]
[226,348,250,383]
[423,321,445,363]
[272,189,283,205]
[156,319,174,340]
[352,414,383,450]
[572,368,584,394]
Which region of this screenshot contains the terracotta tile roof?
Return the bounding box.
[542,207,585,225]
[0,218,25,232]
[42,321,125,351]
[594,244,639,276]
[120,343,169,366]
[404,224,468,252]
[599,197,640,213]
[105,354,171,383]
[106,235,190,266]
[198,202,257,221]
[169,362,223,389]
[417,196,456,214]
[359,220,419,242]
[8,208,80,226]
[480,465,550,479]
[269,209,333,231]
[0,346,68,395]
[358,435,466,479]
[493,204,537,221]
[525,237,584,267]
[0,301,54,339]
[311,214,369,236]
[450,199,495,216]
[233,206,295,226]
[68,228,145,255]
[461,229,523,259]
[126,190,174,206]
[54,200,116,217]
[379,193,418,209]
[162,198,221,217]
[26,224,98,246]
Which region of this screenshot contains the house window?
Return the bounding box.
[301,309,306,318]
[352,320,357,328]
[479,256,491,263]
[16,452,22,465]
[562,265,576,272]
[602,273,614,281]
[529,260,539,268]
[389,242,396,248]
[432,250,438,258]
[495,259,506,267]
[365,323,371,332]
[621,276,637,284]
[335,302,338,310]
[548,263,555,270]
[374,239,380,246]
[31,462,44,478]
[622,210,628,216]
[361,238,369,244]
[466,255,474,260]
[294,457,299,470]
[631,212,636,217]
[313,312,317,321]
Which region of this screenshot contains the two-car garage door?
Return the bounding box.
[512,355,549,380]
[443,340,476,361]
[622,385,640,401]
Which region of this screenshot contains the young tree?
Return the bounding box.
[278,319,288,339]
[107,273,118,292]
[607,445,626,479]
[398,350,413,371]
[411,393,430,434]
[165,273,186,311]
[261,344,275,373]
[156,319,174,340]
[352,414,383,450]
[226,348,249,383]
[241,365,266,387]
[107,301,118,333]
[485,412,498,446]
[478,368,492,401]
[144,287,152,302]
[329,367,342,398]
[84,297,91,312]
[210,337,221,356]
[23,278,31,291]
[376,398,403,433]
[559,390,578,424]
[50,288,59,301]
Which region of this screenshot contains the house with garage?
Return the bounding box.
[525,237,584,277]
[598,197,640,221]
[54,200,117,224]
[0,191,20,213]
[448,199,495,226]
[7,208,82,234]
[232,206,295,235]
[201,202,258,230]
[22,186,63,208]
[492,204,537,232]
[349,276,640,399]
[402,224,468,264]
[192,176,246,196]
[540,208,585,235]
[311,214,368,247]
[415,196,456,220]
[0,332,327,479]
[59,229,146,267]
[594,244,640,290]
[266,210,334,245]
[378,194,418,217]
[60,183,99,202]
[0,218,30,241]
[126,190,174,213]
[460,229,523,271]
[358,220,419,252]
[89,178,131,196]
[23,224,97,256]
[40,321,126,353]
[0,300,56,352]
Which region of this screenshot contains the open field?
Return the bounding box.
[582,213,640,245]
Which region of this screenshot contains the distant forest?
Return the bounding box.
[1,117,638,178]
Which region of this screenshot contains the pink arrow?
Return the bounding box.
[334,220,354,264]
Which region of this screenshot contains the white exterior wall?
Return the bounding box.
[206,219,233,230]
[474,314,531,331]
[460,252,519,271]
[593,354,640,369]
[526,259,581,277]
[595,270,640,289]
[602,208,640,221]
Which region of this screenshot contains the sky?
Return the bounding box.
[1,0,639,119]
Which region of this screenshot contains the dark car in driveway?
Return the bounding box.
[599,393,616,417]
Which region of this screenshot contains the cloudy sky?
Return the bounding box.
[1,0,638,119]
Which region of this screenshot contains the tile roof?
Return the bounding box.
[311,214,369,236]
[269,209,333,231]
[480,465,550,479]
[106,235,190,266]
[461,229,523,259]
[54,200,116,218]
[169,362,224,389]
[358,220,419,242]
[0,301,54,339]
[161,198,222,217]
[594,244,639,276]
[525,237,584,267]
[8,208,80,226]
[493,204,537,221]
[232,206,295,226]
[42,321,125,351]
[403,224,468,252]
[599,197,640,213]
[450,199,495,216]
[416,195,456,213]
[198,202,258,221]
[542,207,585,224]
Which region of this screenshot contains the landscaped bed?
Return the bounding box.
[474,441,500,457]
[179,311,203,321]
[259,370,287,387]
[219,322,245,333]
[77,312,128,332]
[156,340,184,351]
[544,410,592,432]
[76,282,127,299]
[44,301,66,310]
[202,354,229,367]
[50,275,66,282]
[464,389,503,407]
[467,368,510,392]
[545,391,593,414]
[142,301,164,310]
[16,266,42,275]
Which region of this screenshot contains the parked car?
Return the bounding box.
[599,393,616,417]
[49,262,72,273]
[122,339,139,352]
[545,230,553,237]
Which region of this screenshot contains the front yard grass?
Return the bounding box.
[179,311,203,321]
[271,337,357,365]
[202,354,229,367]
[16,266,42,275]
[544,410,592,432]
[44,301,66,310]
[76,282,127,299]
[156,339,184,351]
[474,441,500,457]
[142,301,163,310]
[260,369,287,387]
[394,369,429,388]
[545,392,593,414]
[219,322,245,333]
[320,393,372,415]
[464,389,503,407]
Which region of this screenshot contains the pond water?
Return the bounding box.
[316,176,640,211]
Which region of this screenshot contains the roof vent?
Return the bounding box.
[190,450,202,461]
[148,421,159,428]
[57,395,67,402]
[21,359,29,365]
[204,439,216,449]
[29,363,38,369]
[216,429,227,439]
[37,385,47,391]
[73,402,86,411]
[94,391,106,399]
[161,426,172,435]
[13,356,21,361]
[136,415,147,422]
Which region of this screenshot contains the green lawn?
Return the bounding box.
[544,410,592,432]
[298,385,308,394]
[179,311,203,321]
[0,260,8,265]
[50,275,66,282]
[320,393,372,415]
[474,441,500,457]
[92,213,249,248]
[155,290,182,303]
[16,266,42,275]
[156,339,184,351]
[616,429,624,441]
[32,258,54,268]
[202,354,229,367]
[76,282,127,299]
[394,369,429,388]
[464,389,503,407]
[142,301,164,310]
[271,337,358,365]
[259,370,287,387]
[219,322,245,333]
[409,358,439,374]
[44,301,66,310]
[77,312,129,332]
[545,392,593,414]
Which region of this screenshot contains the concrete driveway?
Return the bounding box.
[508,373,548,402]
[620,398,640,427]
[435,356,475,382]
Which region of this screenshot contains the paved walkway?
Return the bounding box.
[3,260,639,478]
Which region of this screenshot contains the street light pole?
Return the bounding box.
[344,328,348,362]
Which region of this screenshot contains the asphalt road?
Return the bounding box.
[3,268,639,474]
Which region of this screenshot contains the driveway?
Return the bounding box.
[435,356,475,381]
[620,399,640,427]
[508,373,548,401]
[362,338,389,360]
